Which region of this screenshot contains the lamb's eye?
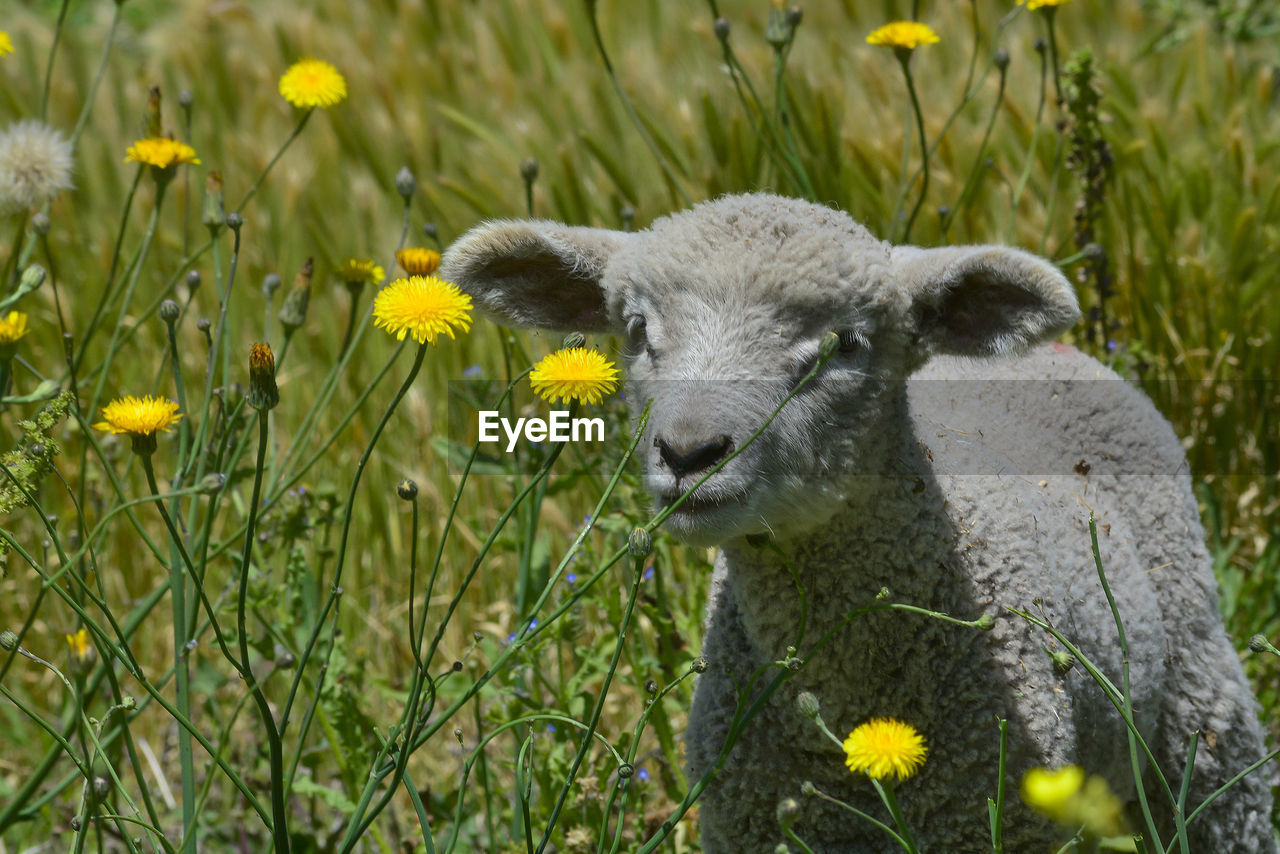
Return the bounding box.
[627,316,657,359]
[836,329,865,355]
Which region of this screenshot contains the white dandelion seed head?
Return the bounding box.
[0,120,75,215]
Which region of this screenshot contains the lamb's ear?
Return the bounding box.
[440,220,627,332]
[892,245,1081,358]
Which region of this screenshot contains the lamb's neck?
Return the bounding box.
[719,413,956,663]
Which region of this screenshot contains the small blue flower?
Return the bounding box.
[506,632,516,644]
[462,364,483,378]
[636,768,650,781]
[546,723,556,733]
[566,573,578,584]
[528,618,539,630]
[643,565,654,581]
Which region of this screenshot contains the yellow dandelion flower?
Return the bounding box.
[94,395,183,436]
[0,311,29,345]
[371,275,473,345]
[125,138,201,169]
[1022,766,1126,837]
[396,247,442,276]
[279,58,347,109]
[337,257,385,287]
[843,718,928,782]
[866,21,940,50]
[65,628,91,660]
[0,31,12,56]
[529,348,620,406]
[1019,0,1072,9]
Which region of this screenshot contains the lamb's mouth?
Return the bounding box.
[658,489,745,518]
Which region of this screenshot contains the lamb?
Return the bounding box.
[440,193,1275,852]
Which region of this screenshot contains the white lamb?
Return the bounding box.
[441,194,1275,852]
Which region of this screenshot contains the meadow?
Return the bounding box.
[1,0,1279,851]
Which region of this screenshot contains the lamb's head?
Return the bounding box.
[442,194,1079,545]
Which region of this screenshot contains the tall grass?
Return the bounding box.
[1,0,1277,850]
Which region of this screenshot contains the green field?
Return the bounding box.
[2,0,1278,850]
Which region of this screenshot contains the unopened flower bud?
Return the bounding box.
[1249,634,1270,654]
[562,331,586,350]
[1034,37,1047,54]
[620,203,636,231]
[395,166,416,199]
[644,678,658,695]
[0,630,18,651]
[617,763,634,779]
[178,89,194,109]
[146,85,162,137]
[196,317,212,333]
[520,157,540,184]
[796,691,820,720]
[422,222,438,240]
[31,212,51,235]
[225,212,243,232]
[202,171,226,229]
[279,257,314,331]
[121,696,137,710]
[197,473,226,495]
[994,48,1010,71]
[714,17,731,39]
[628,527,652,558]
[692,655,708,673]
[786,6,803,27]
[247,343,279,411]
[397,479,419,501]
[818,331,839,360]
[185,269,201,292]
[17,264,46,297]
[160,299,180,324]
[1051,650,1075,674]
[776,797,801,831]
[262,272,282,299]
[974,613,996,631]
[93,777,110,799]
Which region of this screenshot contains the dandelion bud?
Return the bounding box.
[1083,242,1105,261]
[422,222,438,240]
[713,17,731,40]
[994,48,1010,71]
[185,269,201,292]
[974,613,996,631]
[1034,37,1047,54]
[520,157,540,184]
[937,204,951,221]
[454,728,464,745]
[121,696,137,710]
[197,473,226,495]
[178,89,194,109]
[628,527,653,558]
[775,845,791,854]
[0,630,17,651]
[691,655,708,673]
[1051,650,1075,674]
[31,212,51,235]
[396,479,419,501]
[225,212,243,232]
[160,299,180,324]
[196,317,211,333]
[818,331,839,360]
[395,166,416,199]
[644,678,658,695]
[620,203,635,231]
[247,343,279,411]
[70,816,81,832]
[799,780,816,796]
[279,257,314,331]
[93,777,110,799]
[262,272,282,299]
[202,171,225,229]
[18,263,46,296]
[776,797,801,831]
[617,763,634,779]
[796,691,820,720]
[146,85,162,137]
[1249,634,1270,654]
[562,331,586,350]
[786,6,803,27]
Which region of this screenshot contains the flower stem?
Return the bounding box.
[235,110,313,213]
[896,50,931,243]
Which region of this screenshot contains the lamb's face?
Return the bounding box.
[603,203,903,545]
[441,193,1080,547]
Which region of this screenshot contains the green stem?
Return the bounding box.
[896,50,931,244]
[39,0,72,121]
[235,111,313,212]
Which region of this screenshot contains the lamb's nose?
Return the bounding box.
[656,435,734,478]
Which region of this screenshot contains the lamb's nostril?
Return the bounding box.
[657,435,734,478]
